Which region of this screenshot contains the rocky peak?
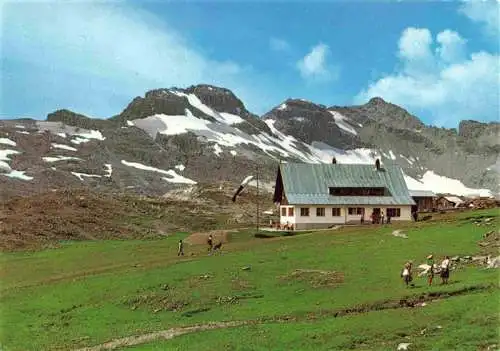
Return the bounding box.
[359,97,425,131]
[113,88,215,124]
[458,120,499,137]
[263,98,361,148]
[47,109,113,130]
[367,97,386,106]
[458,120,500,149]
[183,84,247,116]
[265,99,328,121]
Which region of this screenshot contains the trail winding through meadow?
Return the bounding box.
[73,284,494,350]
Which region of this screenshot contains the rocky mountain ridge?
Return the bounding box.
[1,84,498,201]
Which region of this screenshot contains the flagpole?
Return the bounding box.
[256,163,260,233]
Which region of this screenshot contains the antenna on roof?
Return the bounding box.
[332,157,337,164]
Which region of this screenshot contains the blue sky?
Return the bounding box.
[1,0,498,127]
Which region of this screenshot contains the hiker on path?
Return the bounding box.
[426,254,435,286]
[207,234,213,252]
[440,256,450,284]
[401,261,413,287]
[177,239,184,256]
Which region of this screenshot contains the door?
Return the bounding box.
[373,208,381,224]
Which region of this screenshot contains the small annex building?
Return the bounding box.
[272,160,416,229]
[409,190,436,212]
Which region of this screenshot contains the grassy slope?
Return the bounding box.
[0,210,498,350]
[128,291,499,351]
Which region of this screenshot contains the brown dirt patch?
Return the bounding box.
[121,285,190,313]
[280,269,345,288]
[478,229,500,256]
[0,185,267,251]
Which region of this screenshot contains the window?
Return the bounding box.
[329,187,388,196]
[387,208,401,217]
[300,207,310,216]
[316,208,325,216]
[348,207,364,215]
[331,208,341,217]
[288,207,294,216]
[281,207,287,217]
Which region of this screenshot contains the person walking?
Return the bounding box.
[207,234,213,253]
[426,254,435,286]
[401,262,412,287]
[177,239,184,256]
[440,256,450,284]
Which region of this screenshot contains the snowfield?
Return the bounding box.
[404,171,492,197]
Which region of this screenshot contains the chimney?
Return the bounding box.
[332,157,337,164]
[375,158,381,170]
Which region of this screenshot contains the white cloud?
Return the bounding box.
[296,43,337,82]
[1,1,276,117]
[269,37,290,52]
[356,27,500,127]
[458,0,500,37]
[436,30,467,63]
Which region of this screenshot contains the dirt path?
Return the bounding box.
[73,284,495,351]
[74,321,247,351]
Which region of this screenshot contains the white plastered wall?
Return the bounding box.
[280,205,412,226]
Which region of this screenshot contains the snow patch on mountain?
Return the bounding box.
[0,149,19,162]
[388,150,397,160]
[0,150,22,175]
[0,138,16,146]
[2,170,33,181]
[72,172,102,181]
[328,111,358,135]
[104,164,113,177]
[213,143,223,156]
[307,142,382,164]
[400,155,414,165]
[171,90,244,125]
[404,171,492,197]
[52,143,78,152]
[121,160,196,184]
[43,156,81,163]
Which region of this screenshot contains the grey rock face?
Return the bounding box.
[1,84,498,200]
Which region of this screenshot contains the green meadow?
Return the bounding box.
[1,209,498,350]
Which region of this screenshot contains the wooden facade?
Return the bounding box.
[409,190,437,212]
[412,196,435,212]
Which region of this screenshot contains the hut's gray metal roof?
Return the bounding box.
[409,190,436,197]
[280,163,416,206]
